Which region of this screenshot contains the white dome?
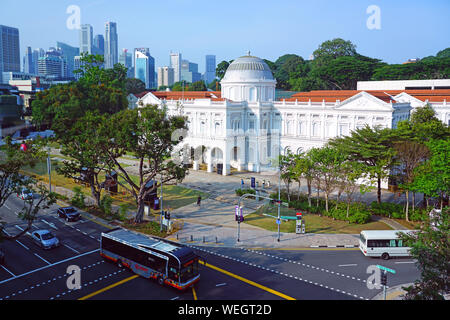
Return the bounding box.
[221,54,276,102]
[221,55,274,82]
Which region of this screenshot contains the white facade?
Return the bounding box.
[135,54,431,177]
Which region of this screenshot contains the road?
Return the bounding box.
[0,195,420,302]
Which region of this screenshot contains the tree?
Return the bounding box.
[313,38,357,65]
[393,141,430,221]
[308,146,346,212]
[293,151,315,206]
[126,78,146,94]
[99,105,188,223]
[411,139,450,210]
[399,207,449,300]
[56,111,110,208]
[328,125,396,204]
[278,151,296,202]
[0,138,56,241]
[216,60,233,80]
[188,80,207,91]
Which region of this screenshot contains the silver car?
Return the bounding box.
[30,230,60,249]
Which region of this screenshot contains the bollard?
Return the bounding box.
[203,236,205,243]
[190,235,193,242]
[216,236,218,243]
[176,233,179,240]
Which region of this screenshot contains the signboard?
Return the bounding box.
[296,220,302,234]
[276,218,281,225]
[376,265,396,274]
[296,212,302,220]
[251,177,256,188]
[235,206,244,222]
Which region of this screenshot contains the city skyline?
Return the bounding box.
[1,0,449,74]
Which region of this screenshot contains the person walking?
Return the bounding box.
[197,195,202,206]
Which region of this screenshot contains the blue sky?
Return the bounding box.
[1,0,449,72]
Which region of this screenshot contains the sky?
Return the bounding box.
[1,0,449,73]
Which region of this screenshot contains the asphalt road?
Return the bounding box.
[0,196,420,302]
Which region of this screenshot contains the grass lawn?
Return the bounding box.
[20,159,209,212]
[244,206,394,234]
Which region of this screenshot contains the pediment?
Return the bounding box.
[334,92,393,111]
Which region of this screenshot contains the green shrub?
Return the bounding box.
[370,201,404,218]
[71,187,86,209]
[235,188,256,197]
[116,203,130,221]
[99,194,113,215]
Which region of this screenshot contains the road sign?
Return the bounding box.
[376,265,396,274]
[296,220,302,234]
[296,212,302,220]
[276,218,281,225]
[251,177,255,188]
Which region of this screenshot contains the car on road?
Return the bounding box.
[30,229,60,249]
[18,188,33,201]
[0,248,5,265]
[57,207,81,222]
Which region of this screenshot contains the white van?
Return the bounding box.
[359,230,413,260]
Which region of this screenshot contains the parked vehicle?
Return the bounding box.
[57,207,81,222]
[30,230,60,249]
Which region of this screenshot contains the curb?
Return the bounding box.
[310,244,359,248]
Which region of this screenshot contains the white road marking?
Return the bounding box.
[15,240,29,251]
[63,244,80,254]
[1,265,16,277]
[34,253,51,265]
[395,261,415,264]
[338,264,357,267]
[216,283,227,287]
[41,219,58,230]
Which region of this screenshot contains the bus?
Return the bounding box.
[100,228,201,290]
[359,230,414,260]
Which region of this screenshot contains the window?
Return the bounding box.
[249,120,255,130]
[312,122,321,137]
[367,239,391,248]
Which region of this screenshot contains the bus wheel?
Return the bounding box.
[381,253,390,260]
[157,276,165,286]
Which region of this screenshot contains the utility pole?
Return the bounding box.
[47,147,52,193]
[160,174,163,232]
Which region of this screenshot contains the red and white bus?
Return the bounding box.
[100,228,200,290]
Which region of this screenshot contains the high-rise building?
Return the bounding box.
[157,66,174,88]
[0,25,20,77]
[105,22,118,69]
[23,46,34,74]
[73,56,84,80]
[169,52,182,83]
[119,48,134,78]
[38,48,67,79]
[56,41,79,79]
[93,34,104,55]
[181,59,201,83]
[79,24,93,54]
[134,48,155,89]
[204,54,216,84]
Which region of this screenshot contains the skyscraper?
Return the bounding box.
[134,48,155,89]
[93,34,104,55]
[56,41,79,78]
[79,24,93,54]
[0,25,20,76]
[204,55,216,84]
[23,46,34,74]
[181,59,201,83]
[119,48,133,78]
[157,66,174,88]
[105,22,118,69]
[169,52,182,83]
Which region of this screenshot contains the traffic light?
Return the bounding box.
[381,271,387,286]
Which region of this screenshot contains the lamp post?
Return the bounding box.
[47,147,52,193]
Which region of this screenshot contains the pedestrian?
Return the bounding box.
[197,195,201,206]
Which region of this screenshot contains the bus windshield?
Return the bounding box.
[180,260,199,283]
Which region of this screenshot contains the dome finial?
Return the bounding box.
[247,50,251,56]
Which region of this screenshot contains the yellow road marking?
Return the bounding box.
[78,274,139,300]
[192,286,197,300]
[199,260,295,300]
